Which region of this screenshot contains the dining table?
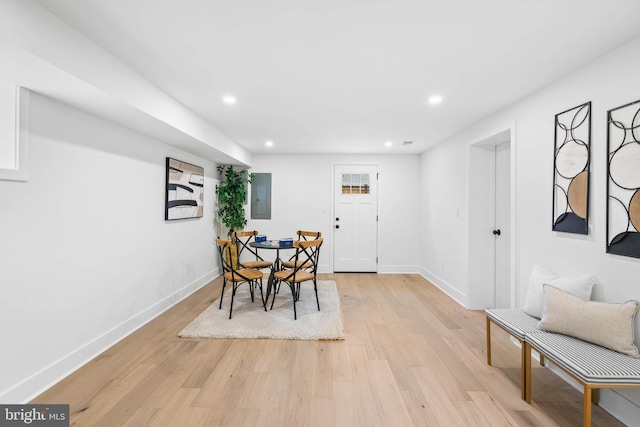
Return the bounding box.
[249,240,296,302]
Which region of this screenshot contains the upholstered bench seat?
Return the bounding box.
[486,308,540,340]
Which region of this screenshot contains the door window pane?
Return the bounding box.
[341,173,370,194]
[361,174,370,194]
[342,174,351,194]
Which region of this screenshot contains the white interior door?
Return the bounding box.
[333,164,378,272]
[494,142,511,308]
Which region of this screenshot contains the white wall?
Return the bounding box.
[0,93,220,403]
[419,137,470,303]
[246,154,422,273]
[420,36,640,423]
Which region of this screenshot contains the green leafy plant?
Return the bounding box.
[215,165,253,237]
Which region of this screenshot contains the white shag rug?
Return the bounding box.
[179,280,345,340]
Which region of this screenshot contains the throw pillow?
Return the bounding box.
[522,265,594,318]
[523,265,556,317]
[537,284,640,358]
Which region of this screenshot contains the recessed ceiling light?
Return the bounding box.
[385,141,393,147]
[265,140,274,147]
[222,95,237,105]
[428,95,443,105]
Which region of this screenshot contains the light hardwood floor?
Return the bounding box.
[33,273,624,426]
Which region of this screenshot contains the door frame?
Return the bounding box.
[331,162,379,272]
[466,122,518,309]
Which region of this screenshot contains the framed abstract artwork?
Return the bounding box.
[607,99,640,258]
[165,157,204,220]
[552,102,591,234]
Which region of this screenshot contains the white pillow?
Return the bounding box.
[537,284,640,357]
[523,265,595,318]
[523,265,556,318]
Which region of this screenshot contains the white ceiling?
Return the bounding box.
[32,0,640,155]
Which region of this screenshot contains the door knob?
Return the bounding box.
[493,229,501,236]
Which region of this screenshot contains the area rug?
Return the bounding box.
[179,280,345,340]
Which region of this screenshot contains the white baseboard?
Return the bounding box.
[1,268,220,404]
[318,264,420,274]
[418,266,467,307]
[600,388,640,427]
[378,264,420,274]
[317,263,332,274]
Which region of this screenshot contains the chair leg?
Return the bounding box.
[229,283,238,319]
[258,278,267,311]
[313,279,320,311]
[270,279,279,310]
[269,279,300,319]
[219,279,227,309]
[292,283,297,320]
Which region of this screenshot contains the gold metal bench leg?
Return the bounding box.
[591,388,599,405]
[539,353,545,366]
[584,385,592,427]
[486,316,492,365]
[524,341,532,403]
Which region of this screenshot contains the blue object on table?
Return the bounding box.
[256,234,267,242]
[280,238,294,247]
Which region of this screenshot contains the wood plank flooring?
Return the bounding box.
[32,273,624,426]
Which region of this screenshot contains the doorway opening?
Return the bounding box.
[467,126,516,309]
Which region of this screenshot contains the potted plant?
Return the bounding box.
[215,165,253,268]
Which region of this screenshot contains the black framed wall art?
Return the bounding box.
[552,101,591,234]
[165,157,204,220]
[607,99,640,258]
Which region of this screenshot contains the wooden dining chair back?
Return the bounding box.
[232,230,273,271]
[272,238,323,319]
[216,238,266,319]
[282,230,322,269]
[297,230,322,241]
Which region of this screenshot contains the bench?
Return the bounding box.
[486,308,640,427]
